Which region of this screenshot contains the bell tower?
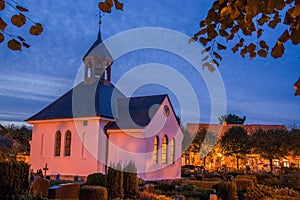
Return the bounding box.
[82,19,113,84]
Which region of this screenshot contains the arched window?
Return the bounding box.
[64,130,72,157]
[153,136,159,164]
[162,135,168,164]
[170,138,175,164]
[81,132,86,158]
[54,131,61,157]
[40,134,44,157]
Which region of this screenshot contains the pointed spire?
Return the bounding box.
[97,10,102,42]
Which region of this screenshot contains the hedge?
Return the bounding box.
[0,161,29,199]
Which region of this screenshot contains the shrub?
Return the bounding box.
[80,185,108,200]
[0,161,29,199]
[218,181,238,200]
[236,175,257,184]
[243,184,300,200]
[123,161,138,199]
[281,174,300,189]
[107,163,123,199]
[86,173,107,187]
[234,177,255,192]
[136,191,172,200]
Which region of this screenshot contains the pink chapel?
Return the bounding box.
[27,30,183,181]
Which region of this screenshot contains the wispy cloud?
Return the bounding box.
[0,73,72,102]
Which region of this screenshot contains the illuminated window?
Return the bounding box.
[64,130,72,157]
[54,131,61,157]
[162,135,168,164]
[40,134,44,157]
[153,136,159,164]
[170,138,175,164]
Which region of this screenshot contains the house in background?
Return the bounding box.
[27,30,183,181]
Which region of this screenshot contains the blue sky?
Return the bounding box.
[0,0,299,126]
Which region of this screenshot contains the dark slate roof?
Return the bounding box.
[26,80,125,121]
[82,30,113,61]
[107,94,168,129]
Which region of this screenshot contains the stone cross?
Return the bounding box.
[43,163,49,177]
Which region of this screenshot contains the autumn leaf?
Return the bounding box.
[16,5,29,12]
[278,29,290,43]
[257,14,270,26]
[98,2,111,13]
[199,37,208,46]
[202,55,209,61]
[0,33,4,43]
[213,51,222,61]
[11,13,26,27]
[271,41,284,58]
[257,28,263,38]
[0,17,7,31]
[232,43,240,53]
[291,0,300,17]
[217,43,226,50]
[212,59,219,67]
[259,40,269,50]
[8,39,22,51]
[189,36,197,44]
[257,49,268,58]
[208,64,216,72]
[114,0,123,11]
[230,25,239,34]
[291,29,300,45]
[0,0,5,11]
[105,0,114,7]
[219,29,229,37]
[30,23,43,36]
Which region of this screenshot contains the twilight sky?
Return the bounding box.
[0,0,299,126]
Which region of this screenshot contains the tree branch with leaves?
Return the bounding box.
[0,0,43,51]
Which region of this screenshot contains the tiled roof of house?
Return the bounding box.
[106,94,168,129]
[186,123,286,138]
[26,80,125,121]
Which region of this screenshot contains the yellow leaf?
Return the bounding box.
[11,14,26,27]
[0,33,4,43]
[114,0,123,11]
[271,41,284,58]
[16,5,28,12]
[98,2,111,13]
[0,17,7,31]
[0,0,5,11]
[30,23,43,36]
[7,39,22,51]
[220,6,230,17]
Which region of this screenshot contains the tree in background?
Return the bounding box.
[220,126,250,169]
[219,114,246,124]
[250,128,289,172]
[0,125,31,160]
[287,127,300,157]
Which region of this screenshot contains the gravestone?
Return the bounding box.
[31,177,50,197]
